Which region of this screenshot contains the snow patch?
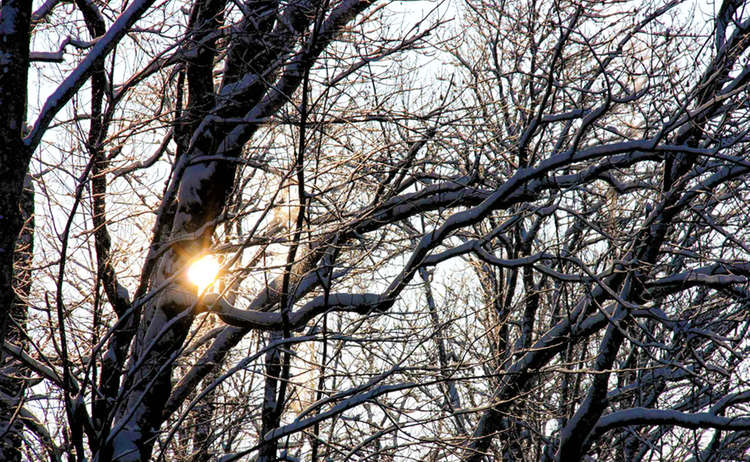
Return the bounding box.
[178,161,217,206]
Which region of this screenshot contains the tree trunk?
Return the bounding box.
[0,3,33,458]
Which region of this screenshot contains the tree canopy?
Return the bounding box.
[3,0,750,461]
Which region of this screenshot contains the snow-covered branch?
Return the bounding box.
[201,292,381,330]
[2,342,77,393]
[25,0,155,150]
[29,36,96,62]
[594,408,750,433]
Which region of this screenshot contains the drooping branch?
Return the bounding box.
[594,408,750,433]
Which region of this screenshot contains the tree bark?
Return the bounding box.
[0,3,33,457]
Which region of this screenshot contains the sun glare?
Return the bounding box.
[187,255,220,293]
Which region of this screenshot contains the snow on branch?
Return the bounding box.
[594,408,750,433]
[263,382,415,444]
[25,0,155,150]
[2,341,78,393]
[31,0,61,25]
[213,0,375,157]
[647,272,748,289]
[0,389,61,462]
[29,36,95,62]
[201,292,381,330]
[216,381,414,462]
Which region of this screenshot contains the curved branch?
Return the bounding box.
[25,0,155,150]
[201,292,381,330]
[594,408,750,434]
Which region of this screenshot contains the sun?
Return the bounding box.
[187,254,221,293]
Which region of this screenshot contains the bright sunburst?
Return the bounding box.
[187,254,220,293]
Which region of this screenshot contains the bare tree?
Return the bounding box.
[3,0,750,461]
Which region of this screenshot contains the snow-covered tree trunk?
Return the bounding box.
[101,2,377,458]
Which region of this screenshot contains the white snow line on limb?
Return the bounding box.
[595,408,750,432]
[24,0,155,150]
